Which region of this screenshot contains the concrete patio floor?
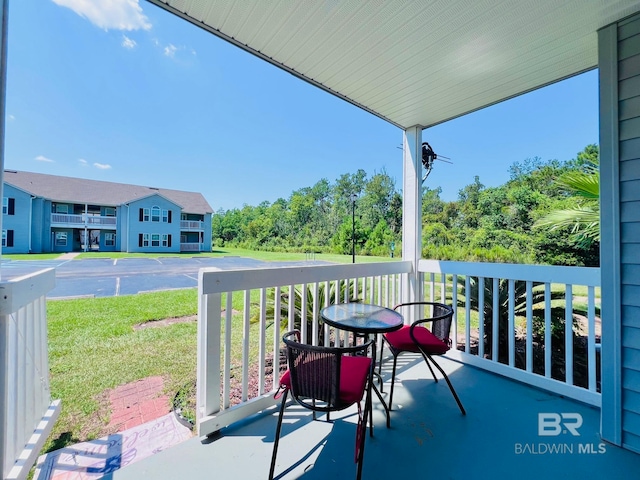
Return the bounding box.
[111,354,640,480]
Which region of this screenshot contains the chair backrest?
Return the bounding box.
[394,302,454,345]
[282,330,372,412]
[427,303,454,344]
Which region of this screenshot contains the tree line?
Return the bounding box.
[212,145,600,267]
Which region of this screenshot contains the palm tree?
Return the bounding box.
[535,164,600,244]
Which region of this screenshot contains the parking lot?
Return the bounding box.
[1,256,330,299]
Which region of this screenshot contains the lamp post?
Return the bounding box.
[350,193,357,263]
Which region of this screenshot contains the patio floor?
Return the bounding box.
[112,354,640,480]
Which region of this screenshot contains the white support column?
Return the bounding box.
[402,126,423,320]
[598,22,622,447]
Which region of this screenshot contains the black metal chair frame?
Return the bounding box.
[269,330,375,480]
[380,302,466,415]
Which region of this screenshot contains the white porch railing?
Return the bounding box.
[418,259,601,406]
[181,242,203,252]
[50,214,116,227]
[0,268,60,480]
[196,261,412,437]
[196,259,602,438]
[181,220,203,231]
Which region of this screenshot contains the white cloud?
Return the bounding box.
[122,34,136,49]
[93,162,112,170]
[164,44,177,57]
[35,155,54,163]
[51,0,152,31]
[7,114,14,121]
[78,158,88,166]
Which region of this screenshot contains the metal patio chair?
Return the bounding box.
[380,302,466,415]
[269,330,375,480]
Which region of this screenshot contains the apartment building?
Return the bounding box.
[2,170,213,253]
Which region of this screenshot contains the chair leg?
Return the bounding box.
[387,354,399,411]
[269,389,289,480]
[427,355,466,415]
[419,351,439,382]
[357,382,373,480]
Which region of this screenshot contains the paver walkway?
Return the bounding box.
[108,377,171,431]
[34,376,193,479]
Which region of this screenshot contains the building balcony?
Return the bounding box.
[50,213,117,228]
[180,220,204,231]
[180,242,204,252]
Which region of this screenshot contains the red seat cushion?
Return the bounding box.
[278,355,371,405]
[384,325,449,355]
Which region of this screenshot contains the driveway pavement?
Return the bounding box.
[1,256,331,299]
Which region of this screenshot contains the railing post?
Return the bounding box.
[196,273,221,435]
[0,310,8,477]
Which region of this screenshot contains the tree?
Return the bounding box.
[535,149,599,244]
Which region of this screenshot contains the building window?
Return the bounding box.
[104,207,116,217]
[1,230,11,247]
[55,204,68,214]
[55,232,67,246]
[162,234,168,247]
[181,213,187,221]
[105,233,115,246]
[143,233,149,247]
[162,209,168,223]
[151,234,160,247]
[151,206,160,222]
[143,208,150,222]
[2,198,12,215]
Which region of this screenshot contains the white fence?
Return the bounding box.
[0,268,60,480]
[51,214,116,226]
[195,259,602,438]
[418,260,601,406]
[196,261,412,436]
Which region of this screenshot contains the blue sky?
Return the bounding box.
[5,0,599,211]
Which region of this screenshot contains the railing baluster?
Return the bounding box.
[492,277,499,362]
[465,276,471,353]
[273,287,281,391]
[429,272,435,302]
[544,283,551,378]
[312,282,319,346]
[478,277,485,359]
[588,285,596,391]
[508,279,515,367]
[377,275,382,306]
[301,283,308,343]
[258,288,267,394]
[324,281,331,347]
[526,281,533,372]
[451,274,458,343]
[242,290,250,402]
[565,284,574,385]
[288,285,295,332]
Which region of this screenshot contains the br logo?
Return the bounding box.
[538,413,583,436]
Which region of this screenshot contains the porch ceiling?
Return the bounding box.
[148,0,640,129]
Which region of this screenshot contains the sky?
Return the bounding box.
[4,0,600,211]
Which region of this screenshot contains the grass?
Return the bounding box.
[46,290,200,450]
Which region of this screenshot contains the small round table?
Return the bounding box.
[320,303,403,428]
[320,303,403,336]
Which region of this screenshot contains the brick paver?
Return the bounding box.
[108,376,171,430]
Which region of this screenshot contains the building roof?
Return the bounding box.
[149,0,640,129]
[3,170,213,215]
